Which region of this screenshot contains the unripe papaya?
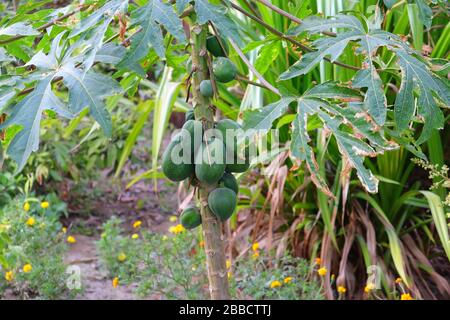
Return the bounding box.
[195,138,226,184]
[212,57,237,83]
[200,80,213,98]
[206,35,229,57]
[226,147,250,173]
[208,187,237,221]
[216,119,240,151]
[162,134,194,181]
[180,207,202,229]
[182,119,202,155]
[185,109,194,122]
[219,172,239,194]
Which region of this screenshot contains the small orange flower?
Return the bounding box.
[133,220,142,229]
[364,282,376,293]
[199,240,205,248]
[23,264,32,273]
[252,251,260,259]
[284,277,293,284]
[270,280,282,289]
[337,286,347,294]
[315,257,321,265]
[317,267,327,277]
[401,293,413,300]
[26,217,36,227]
[112,277,119,288]
[117,253,127,262]
[395,277,402,284]
[5,271,13,282]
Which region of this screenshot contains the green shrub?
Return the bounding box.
[97,217,323,300]
[0,197,78,299]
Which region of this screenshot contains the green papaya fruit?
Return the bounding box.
[195,138,226,184]
[219,172,239,194]
[200,80,213,98]
[162,134,195,181]
[212,57,237,83]
[180,207,202,229]
[216,119,240,150]
[206,35,229,57]
[185,109,195,122]
[225,147,250,173]
[208,187,237,221]
[182,119,202,155]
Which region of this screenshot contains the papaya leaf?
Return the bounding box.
[291,106,333,197]
[118,0,185,71]
[0,76,72,171]
[0,22,39,36]
[352,67,387,126]
[69,0,129,38]
[195,0,242,46]
[415,0,433,30]
[244,83,390,193]
[56,65,122,136]
[281,14,448,140]
[176,0,190,13]
[394,50,448,144]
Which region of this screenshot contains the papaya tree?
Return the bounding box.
[0,0,448,299]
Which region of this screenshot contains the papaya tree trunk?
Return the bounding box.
[190,23,230,300]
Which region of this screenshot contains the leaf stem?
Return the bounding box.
[0,4,89,45]
[227,1,360,72]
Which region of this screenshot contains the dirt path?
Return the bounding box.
[64,234,140,300]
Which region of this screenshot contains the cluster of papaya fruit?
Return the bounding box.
[162,35,250,231]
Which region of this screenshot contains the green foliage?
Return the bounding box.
[97,217,322,300]
[0,196,77,299]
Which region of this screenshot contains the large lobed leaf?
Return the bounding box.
[243,82,394,193]
[118,0,186,73]
[281,14,449,143]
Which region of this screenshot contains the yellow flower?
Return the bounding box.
[5,271,13,282]
[227,272,232,279]
[317,267,327,277]
[252,242,259,252]
[252,251,260,259]
[270,280,282,289]
[364,282,376,293]
[133,220,142,229]
[23,202,30,212]
[199,240,205,248]
[169,224,185,234]
[67,236,77,244]
[284,277,293,284]
[169,216,177,222]
[315,257,321,265]
[112,277,119,288]
[400,293,413,300]
[131,233,139,240]
[337,286,347,294]
[40,201,49,209]
[331,274,335,281]
[226,260,231,269]
[62,227,67,233]
[118,252,127,262]
[395,277,402,284]
[26,217,36,227]
[23,264,32,273]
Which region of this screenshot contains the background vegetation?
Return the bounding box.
[0,0,448,300]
